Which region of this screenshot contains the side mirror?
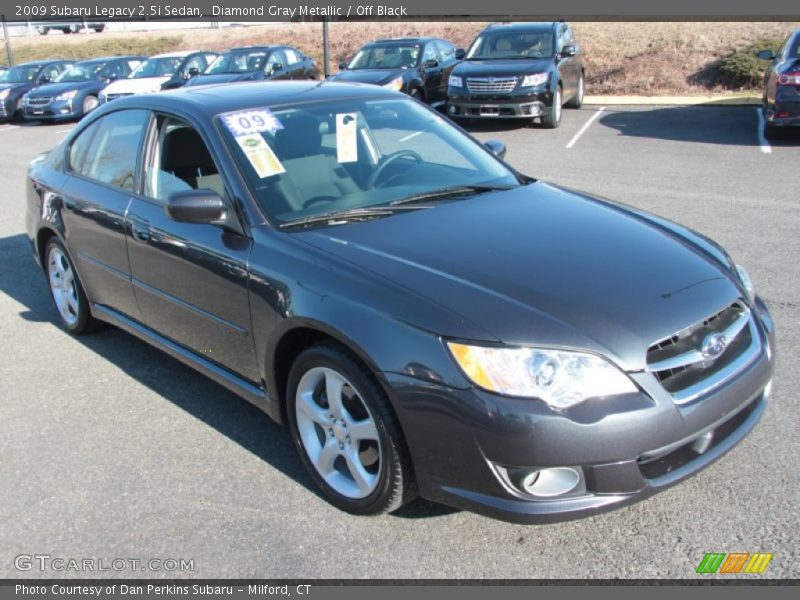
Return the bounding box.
[454,48,466,60]
[167,189,226,224]
[561,45,577,57]
[484,140,507,160]
[271,62,283,73]
[338,61,348,70]
[424,59,439,69]
[185,67,200,79]
[757,50,775,61]
[38,74,51,84]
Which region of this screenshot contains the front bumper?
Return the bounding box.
[447,89,552,119]
[0,97,16,120]
[23,99,78,121]
[384,299,775,523]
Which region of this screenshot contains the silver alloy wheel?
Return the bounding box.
[295,366,381,499]
[554,88,562,123]
[83,96,99,114]
[47,247,79,327]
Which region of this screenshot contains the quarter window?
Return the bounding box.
[284,49,300,65]
[69,109,150,191]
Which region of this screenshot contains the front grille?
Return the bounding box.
[646,300,760,404]
[27,96,52,106]
[466,77,518,94]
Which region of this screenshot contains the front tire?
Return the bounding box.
[45,238,99,334]
[287,342,416,515]
[542,84,563,128]
[82,95,99,115]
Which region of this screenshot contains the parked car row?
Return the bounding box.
[2,21,588,129]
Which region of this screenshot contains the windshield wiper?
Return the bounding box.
[390,184,514,206]
[279,205,422,230]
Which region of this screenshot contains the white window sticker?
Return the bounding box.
[222,109,284,138]
[235,134,285,179]
[336,113,358,163]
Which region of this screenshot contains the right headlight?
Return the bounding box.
[447,343,637,409]
[448,75,463,88]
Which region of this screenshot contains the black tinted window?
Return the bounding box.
[68,120,101,174]
[73,110,149,190]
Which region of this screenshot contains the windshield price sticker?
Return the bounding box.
[235,134,285,179]
[336,113,358,163]
[222,109,284,137]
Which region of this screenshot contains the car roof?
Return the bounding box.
[102,80,398,119]
[227,46,281,53]
[151,51,200,59]
[484,21,561,32]
[74,55,146,65]
[13,60,71,68]
[367,37,435,44]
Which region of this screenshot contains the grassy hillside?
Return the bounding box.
[6,21,800,95]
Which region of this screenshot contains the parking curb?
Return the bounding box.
[584,95,761,106]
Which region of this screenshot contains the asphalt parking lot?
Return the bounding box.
[1,105,798,579]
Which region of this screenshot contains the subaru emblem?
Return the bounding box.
[701,333,727,358]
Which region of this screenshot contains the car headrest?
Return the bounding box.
[496,39,512,52]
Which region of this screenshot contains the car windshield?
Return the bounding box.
[205,52,267,74]
[466,31,554,60]
[56,63,105,82]
[348,45,420,69]
[131,57,183,78]
[0,65,41,84]
[220,97,520,227]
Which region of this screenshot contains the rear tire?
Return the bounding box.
[542,85,563,128]
[45,238,100,335]
[565,73,584,108]
[286,342,416,515]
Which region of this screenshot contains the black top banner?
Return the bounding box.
[1,0,800,21]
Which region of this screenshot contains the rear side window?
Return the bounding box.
[69,109,150,191]
[435,40,456,62]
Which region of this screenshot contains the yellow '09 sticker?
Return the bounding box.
[235,134,285,179]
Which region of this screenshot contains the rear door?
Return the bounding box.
[420,42,443,103]
[434,40,459,104]
[59,109,150,320]
[125,114,259,382]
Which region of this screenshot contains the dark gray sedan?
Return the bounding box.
[25,81,774,522]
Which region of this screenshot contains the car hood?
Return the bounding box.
[453,58,553,78]
[28,81,98,97]
[0,82,32,94]
[330,69,406,86]
[293,183,743,370]
[102,76,170,95]
[188,72,261,86]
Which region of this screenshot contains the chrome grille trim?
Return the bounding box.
[27,96,52,106]
[646,300,761,405]
[466,77,518,93]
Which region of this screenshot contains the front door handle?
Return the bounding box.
[131,223,150,242]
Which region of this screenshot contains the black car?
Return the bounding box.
[329,37,461,108]
[26,81,774,523]
[447,21,585,128]
[23,56,146,122]
[186,46,319,87]
[0,60,73,121]
[36,22,106,34]
[758,28,800,138]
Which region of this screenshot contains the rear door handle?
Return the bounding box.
[131,223,150,242]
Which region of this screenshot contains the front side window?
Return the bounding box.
[348,45,420,69]
[284,49,300,65]
[221,98,519,226]
[145,118,224,202]
[56,63,105,83]
[422,43,438,64]
[69,109,150,190]
[131,57,183,79]
[435,41,456,62]
[466,30,554,60]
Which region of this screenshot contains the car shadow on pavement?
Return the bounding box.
[600,105,800,147]
[0,232,457,520]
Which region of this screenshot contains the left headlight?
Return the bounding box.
[55,90,78,101]
[447,343,637,409]
[0,89,10,100]
[448,75,463,88]
[383,77,403,91]
[735,263,755,302]
[521,73,548,87]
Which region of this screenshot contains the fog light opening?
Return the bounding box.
[520,467,581,498]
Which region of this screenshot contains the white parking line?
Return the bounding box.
[55,128,73,134]
[755,108,772,154]
[565,107,606,149]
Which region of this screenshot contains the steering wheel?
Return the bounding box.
[367,149,424,189]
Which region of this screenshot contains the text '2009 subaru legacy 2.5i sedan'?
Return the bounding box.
[26,81,774,523]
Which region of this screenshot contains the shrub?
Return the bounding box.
[13,37,183,63]
[717,38,783,89]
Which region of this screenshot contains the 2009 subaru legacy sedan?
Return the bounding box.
[25,81,775,523]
